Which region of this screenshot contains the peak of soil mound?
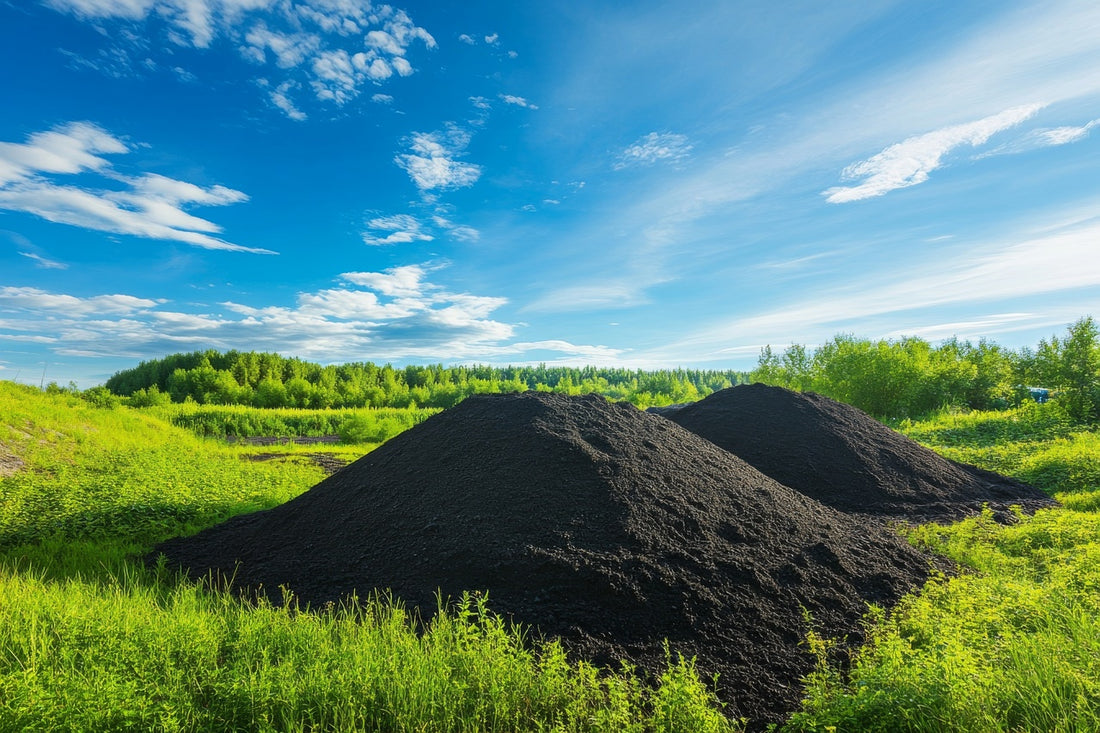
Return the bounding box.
[154,391,934,726]
[665,384,1056,522]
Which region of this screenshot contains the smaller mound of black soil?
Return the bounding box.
[154,392,935,726]
[665,384,1057,522]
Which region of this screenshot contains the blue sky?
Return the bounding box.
[1,0,1098,387]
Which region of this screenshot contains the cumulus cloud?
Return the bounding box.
[499,94,538,110]
[0,122,266,253]
[45,0,436,118]
[824,104,1045,203]
[613,132,693,170]
[395,127,482,192]
[3,270,624,372]
[457,33,475,45]
[0,264,616,367]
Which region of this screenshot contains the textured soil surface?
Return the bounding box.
[155,392,936,726]
[226,435,341,446]
[664,384,1057,522]
[0,443,23,478]
[243,452,349,475]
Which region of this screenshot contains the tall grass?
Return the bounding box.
[145,402,438,442]
[787,404,1100,731]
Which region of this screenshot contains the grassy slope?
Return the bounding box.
[0,382,732,732]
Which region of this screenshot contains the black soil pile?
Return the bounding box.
[154,392,934,726]
[664,384,1057,522]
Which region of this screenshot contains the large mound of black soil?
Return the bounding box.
[664,384,1056,521]
[154,392,934,726]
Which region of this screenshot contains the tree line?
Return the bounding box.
[88,315,1099,421]
[749,316,1099,421]
[103,352,748,410]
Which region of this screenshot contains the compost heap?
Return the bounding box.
[154,392,934,725]
[664,383,1056,522]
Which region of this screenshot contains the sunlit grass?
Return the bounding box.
[788,405,1100,732]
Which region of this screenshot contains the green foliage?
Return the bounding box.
[0,569,737,733]
[104,349,748,410]
[787,408,1100,732]
[751,317,1098,421]
[144,402,436,441]
[336,413,421,444]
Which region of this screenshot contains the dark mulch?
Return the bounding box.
[663,383,1057,522]
[153,392,936,726]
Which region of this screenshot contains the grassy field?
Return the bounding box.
[1,381,1097,730]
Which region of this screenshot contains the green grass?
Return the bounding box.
[145,402,437,442]
[0,381,736,732]
[787,405,1100,732]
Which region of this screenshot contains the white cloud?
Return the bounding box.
[824,104,1046,203]
[457,33,475,45]
[980,117,1100,157]
[0,286,158,316]
[499,94,538,110]
[3,273,624,374]
[650,209,1100,362]
[270,80,307,120]
[0,264,616,372]
[18,252,69,269]
[469,96,491,110]
[395,127,482,192]
[371,93,393,104]
[523,282,652,313]
[0,121,126,186]
[361,214,434,245]
[484,33,499,44]
[1039,119,1099,145]
[342,264,432,297]
[613,132,693,170]
[0,122,267,253]
[45,0,436,117]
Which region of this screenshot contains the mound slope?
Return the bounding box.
[154,392,933,725]
[665,384,1056,521]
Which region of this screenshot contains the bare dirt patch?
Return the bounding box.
[0,443,24,478]
[243,452,348,475]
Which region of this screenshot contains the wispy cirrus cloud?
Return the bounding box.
[824,104,1046,203]
[395,126,482,193]
[44,0,436,117]
[18,251,68,269]
[0,264,619,365]
[613,132,693,170]
[0,122,265,253]
[979,117,1100,158]
[647,209,1100,363]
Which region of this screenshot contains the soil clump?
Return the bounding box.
[154,391,935,726]
[664,384,1056,522]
